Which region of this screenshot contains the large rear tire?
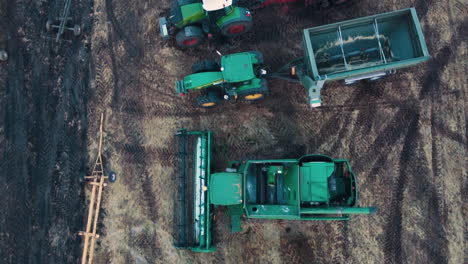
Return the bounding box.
[196,91,221,108]
[192,60,220,73]
[219,9,253,37]
[176,26,205,48]
[239,79,268,102]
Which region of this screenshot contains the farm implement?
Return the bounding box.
[175,8,429,108]
[173,129,377,252]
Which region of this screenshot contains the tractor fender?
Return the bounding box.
[236,78,264,94]
[216,7,252,29]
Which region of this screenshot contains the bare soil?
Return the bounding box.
[1,0,466,264]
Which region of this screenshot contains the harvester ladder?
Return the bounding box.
[337,26,349,70]
[79,113,109,264]
[373,18,387,64]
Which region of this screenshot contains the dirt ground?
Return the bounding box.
[1,0,466,263]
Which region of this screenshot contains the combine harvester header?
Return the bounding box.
[174,130,376,252]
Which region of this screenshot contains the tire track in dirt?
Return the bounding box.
[100,0,170,259]
[382,111,419,264]
[1,16,30,262]
[382,17,466,262]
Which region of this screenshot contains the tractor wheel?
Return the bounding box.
[176,26,205,48]
[196,91,221,108]
[219,9,252,37]
[192,60,220,73]
[46,19,54,31]
[73,25,82,36]
[239,79,268,101]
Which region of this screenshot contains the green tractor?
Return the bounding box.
[177,8,429,108]
[176,51,268,108]
[159,0,253,48]
[174,130,377,252]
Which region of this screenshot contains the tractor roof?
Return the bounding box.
[221,53,255,83]
[210,172,242,205]
[202,0,232,11]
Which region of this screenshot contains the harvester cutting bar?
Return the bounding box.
[174,130,215,252]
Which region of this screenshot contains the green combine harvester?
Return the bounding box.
[174,130,377,252]
[159,0,253,48]
[176,8,429,107]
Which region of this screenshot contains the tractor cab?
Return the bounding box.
[203,0,233,11]
[203,0,236,23]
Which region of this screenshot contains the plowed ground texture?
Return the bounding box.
[1,0,466,263]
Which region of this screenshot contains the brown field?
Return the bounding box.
[0,0,466,263]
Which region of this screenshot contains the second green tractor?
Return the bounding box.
[176,51,268,108]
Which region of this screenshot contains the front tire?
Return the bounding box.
[196,91,221,108]
[176,26,205,48]
[239,79,268,101]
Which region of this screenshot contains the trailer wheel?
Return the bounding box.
[108,171,117,183]
[46,19,54,31]
[239,79,268,101]
[196,91,221,108]
[176,26,205,48]
[0,50,8,62]
[73,25,82,36]
[192,60,220,73]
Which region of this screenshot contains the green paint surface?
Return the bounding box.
[221,53,255,83]
[210,173,242,205]
[182,72,224,91]
[299,162,334,203]
[179,3,205,27]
